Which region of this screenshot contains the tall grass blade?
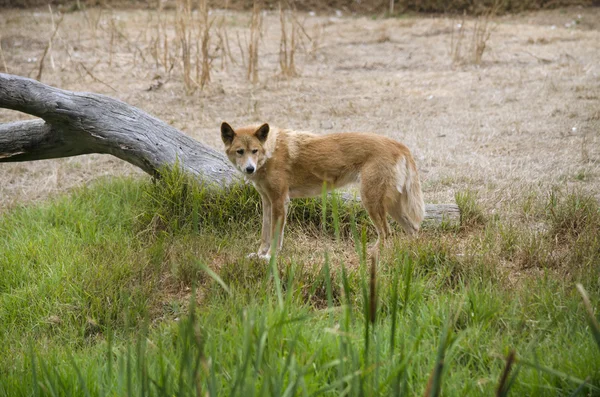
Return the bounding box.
[230,312,253,397]
[331,191,340,240]
[341,262,352,312]
[310,370,362,396]
[402,254,414,314]
[360,226,368,267]
[106,328,113,394]
[39,360,61,397]
[496,350,516,397]
[517,358,598,392]
[360,268,370,397]
[321,182,328,234]
[350,211,363,259]
[68,353,91,397]
[207,347,218,396]
[425,313,452,397]
[568,377,590,397]
[269,222,284,310]
[29,344,40,397]
[369,255,377,325]
[255,327,268,373]
[390,261,400,352]
[197,260,232,297]
[323,252,334,310]
[576,283,600,352]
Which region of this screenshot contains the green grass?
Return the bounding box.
[0,169,599,396]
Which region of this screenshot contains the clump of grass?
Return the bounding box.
[544,190,600,286]
[455,190,486,228]
[449,0,500,65]
[496,223,554,269]
[401,238,466,290]
[546,189,600,242]
[140,165,260,235]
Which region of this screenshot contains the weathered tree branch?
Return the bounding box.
[0,73,237,183]
[0,73,460,225]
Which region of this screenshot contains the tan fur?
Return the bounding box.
[221,122,425,260]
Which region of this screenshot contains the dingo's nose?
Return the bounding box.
[245,166,255,174]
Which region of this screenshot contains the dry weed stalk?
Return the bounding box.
[196,0,213,89]
[151,2,173,74]
[36,9,64,82]
[176,0,195,94]
[215,17,235,71]
[307,21,324,59]
[236,32,247,69]
[471,1,500,65]
[278,1,298,77]
[450,0,500,65]
[83,8,104,47]
[78,61,118,92]
[109,15,116,67]
[248,0,262,83]
[0,34,9,73]
[449,13,466,64]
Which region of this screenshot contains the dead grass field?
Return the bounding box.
[0,5,599,213]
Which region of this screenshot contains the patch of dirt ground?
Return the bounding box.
[0,6,599,212]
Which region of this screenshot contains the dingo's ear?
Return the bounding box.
[221,122,235,145]
[255,123,269,143]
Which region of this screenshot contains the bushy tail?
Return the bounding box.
[389,156,425,234]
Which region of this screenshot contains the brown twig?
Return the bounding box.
[36,13,64,81]
[79,62,118,93]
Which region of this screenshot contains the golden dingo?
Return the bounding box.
[221,122,425,260]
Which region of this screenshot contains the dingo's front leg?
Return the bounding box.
[248,193,272,260]
[265,194,289,260]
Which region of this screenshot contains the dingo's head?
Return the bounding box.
[221,122,270,176]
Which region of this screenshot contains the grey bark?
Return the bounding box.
[0,73,460,225]
[0,73,236,184]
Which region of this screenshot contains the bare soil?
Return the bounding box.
[1,6,599,212]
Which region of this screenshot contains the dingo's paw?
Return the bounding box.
[258,253,271,261]
[247,252,271,261]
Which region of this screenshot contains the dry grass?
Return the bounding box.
[173,0,215,94]
[176,0,195,93]
[278,1,298,77]
[0,6,599,215]
[450,0,500,65]
[247,0,262,83]
[197,0,213,89]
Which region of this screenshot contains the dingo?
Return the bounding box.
[221,122,425,260]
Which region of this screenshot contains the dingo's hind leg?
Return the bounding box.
[360,164,391,258]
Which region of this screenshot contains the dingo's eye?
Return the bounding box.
[236,149,244,155]
[251,149,258,154]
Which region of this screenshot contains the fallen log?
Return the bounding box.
[0,73,460,226]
